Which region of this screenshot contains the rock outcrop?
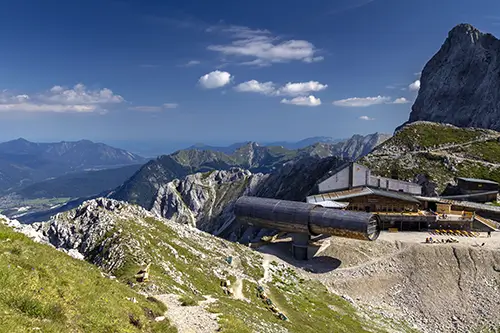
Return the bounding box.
[406,23,500,130]
[150,168,268,232]
[31,198,157,270]
[150,156,341,242]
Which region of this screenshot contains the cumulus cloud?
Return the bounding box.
[281,95,321,107]
[233,80,328,97]
[392,97,410,104]
[129,103,178,112]
[198,70,233,89]
[333,96,391,107]
[359,116,375,121]
[0,84,124,113]
[409,79,420,91]
[207,25,323,66]
[276,81,327,96]
[234,80,276,95]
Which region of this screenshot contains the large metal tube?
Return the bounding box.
[234,196,381,241]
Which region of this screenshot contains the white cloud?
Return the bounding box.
[276,81,327,96]
[41,84,124,105]
[233,80,328,97]
[333,96,391,107]
[234,80,275,95]
[50,85,64,93]
[409,79,420,91]
[198,70,233,89]
[129,103,178,112]
[281,95,321,107]
[359,116,375,121]
[207,25,322,66]
[392,97,410,104]
[0,84,124,113]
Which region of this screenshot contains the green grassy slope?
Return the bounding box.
[360,122,500,192]
[0,222,176,333]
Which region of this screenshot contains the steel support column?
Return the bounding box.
[291,233,310,260]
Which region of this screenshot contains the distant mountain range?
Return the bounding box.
[0,138,146,193]
[111,132,390,209]
[0,132,389,220]
[187,136,347,153]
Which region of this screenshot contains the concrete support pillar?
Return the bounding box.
[291,233,310,261]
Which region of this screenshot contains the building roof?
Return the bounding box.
[307,187,421,204]
[312,201,349,208]
[440,191,499,200]
[456,177,499,185]
[368,188,422,203]
[416,195,500,213]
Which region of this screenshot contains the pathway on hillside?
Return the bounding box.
[258,254,273,285]
[331,244,414,274]
[155,294,220,333]
[405,135,500,156]
[426,150,500,167]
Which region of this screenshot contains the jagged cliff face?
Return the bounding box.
[333,133,391,159]
[151,168,268,233]
[150,156,341,242]
[407,23,500,130]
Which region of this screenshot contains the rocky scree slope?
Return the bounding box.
[4,198,410,333]
[360,121,500,195]
[404,23,500,131]
[311,236,500,333]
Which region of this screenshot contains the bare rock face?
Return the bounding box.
[150,156,342,242]
[32,198,157,272]
[407,23,500,130]
[150,168,268,234]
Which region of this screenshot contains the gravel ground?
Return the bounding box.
[257,231,500,333]
[155,294,220,333]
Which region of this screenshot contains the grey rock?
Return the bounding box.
[405,23,500,131]
[150,156,342,242]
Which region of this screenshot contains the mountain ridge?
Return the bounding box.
[0,138,147,193]
[187,133,389,154]
[110,133,389,210]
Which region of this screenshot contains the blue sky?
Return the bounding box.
[1,0,500,148]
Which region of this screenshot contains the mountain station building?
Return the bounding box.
[306,162,499,232]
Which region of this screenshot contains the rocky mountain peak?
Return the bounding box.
[447,23,482,44]
[403,23,500,131]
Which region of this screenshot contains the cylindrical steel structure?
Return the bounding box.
[234,196,381,241]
